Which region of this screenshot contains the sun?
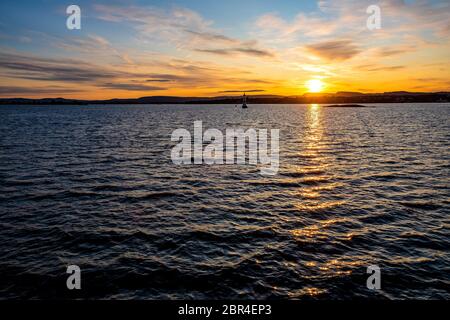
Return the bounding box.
[306,79,324,93]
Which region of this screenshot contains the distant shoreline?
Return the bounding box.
[0,91,449,105]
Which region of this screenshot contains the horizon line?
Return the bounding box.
[2,90,450,101]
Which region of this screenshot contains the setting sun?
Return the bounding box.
[306,79,324,93]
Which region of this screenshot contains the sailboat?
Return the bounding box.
[242,93,248,109]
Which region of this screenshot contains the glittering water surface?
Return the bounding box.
[0,103,449,299]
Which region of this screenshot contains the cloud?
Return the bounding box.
[196,47,274,58]
[253,0,450,67]
[94,4,211,47]
[146,73,197,83]
[0,51,171,86]
[371,44,418,58]
[355,64,406,72]
[304,40,361,61]
[254,12,340,40]
[0,52,124,83]
[366,66,406,72]
[184,30,239,44]
[94,4,273,59]
[146,79,172,83]
[218,90,266,93]
[53,34,133,64]
[95,4,210,32]
[0,51,174,94]
[316,0,450,38]
[0,86,80,95]
[299,64,335,76]
[100,83,165,91]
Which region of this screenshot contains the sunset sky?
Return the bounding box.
[0,0,449,99]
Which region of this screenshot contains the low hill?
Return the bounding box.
[0,92,449,105]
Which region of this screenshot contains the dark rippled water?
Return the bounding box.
[0,103,449,299]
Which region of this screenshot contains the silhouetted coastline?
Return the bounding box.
[324,104,373,108]
[0,91,449,105]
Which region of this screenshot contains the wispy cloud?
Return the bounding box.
[146,79,172,83]
[54,34,134,64]
[255,12,340,41]
[218,89,266,93]
[304,40,361,61]
[196,47,274,58]
[366,66,406,72]
[94,4,273,59]
[0,52,127,83]
[100,83,166,91]
[184,30,239,44]
[0,86,80,96]
[370,44,418,58]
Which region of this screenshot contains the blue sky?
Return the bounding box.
[0,0,318,41]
